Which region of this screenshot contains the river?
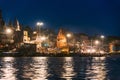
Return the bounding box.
[0,55,120,80]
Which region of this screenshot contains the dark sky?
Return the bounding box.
[0,0,120,36]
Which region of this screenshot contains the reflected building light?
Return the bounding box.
[3,57,14,62]
[1,57,16,80]
[62,57,76,80]
[86,57,106,80]
[23,57,48,80]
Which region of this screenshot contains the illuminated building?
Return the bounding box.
[109,40,120,53]
[57,29,68,53]
[23,30,30,43]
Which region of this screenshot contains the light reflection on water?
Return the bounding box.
[62,57,76,80]
[85,57,107,80]
[0,56,119,80]
[0,57,16,80]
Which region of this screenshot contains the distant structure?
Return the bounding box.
[0,9,5,31]
[23,30,30,43]
[16,20,21,31]
[109,40,120,53]
[57,29,68,53]
[14,19,23,46]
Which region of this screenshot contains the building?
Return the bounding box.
[57,29,68,53]
[109,40,120,53]
[23,30,30,43]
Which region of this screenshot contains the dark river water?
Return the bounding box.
[0,55,120,80]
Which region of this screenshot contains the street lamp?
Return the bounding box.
[33,31,37,34]
[66,33,72,46]
[36,22,44,37]
[100,35,105,53]
[6,28,12,34]
[37,22,43,26]
[66,33,72,38]
[94,40,100,45]
[66,33,72,53]
[100,35,105,39]
[5,28,14,43]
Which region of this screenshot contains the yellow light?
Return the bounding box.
[87,49,91,53]
[66,33,71,38]
[91,48,96,53]
[33,31,37,34]
[95,40,100,45]
[41,36,46,41]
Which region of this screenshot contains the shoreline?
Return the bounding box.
[0,52,119,57]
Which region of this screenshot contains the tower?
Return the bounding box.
[14,19,21,31]
[16,20,21,31]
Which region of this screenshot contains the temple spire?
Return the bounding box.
[16,20,20,31]
[57,28,67,48]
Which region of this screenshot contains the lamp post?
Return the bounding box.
[100,35,105,39]
[100,35,105,52]
[5,28,14,43]
[94,40,100,45]
[66,33,72,46]
[66,33,72,53]
[5,28,14,50]
[36,22,44,52]
[66,33,71,38]
[94,40,100,53]
[36,22,43,39]
[100,35,105,45]
[6,28,12,34]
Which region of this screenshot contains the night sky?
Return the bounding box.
[0,0,120,36]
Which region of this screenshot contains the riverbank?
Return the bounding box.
[0,52,119,57]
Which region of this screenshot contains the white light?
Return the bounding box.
[87,49,91,53]
[91,48,96,53]
[37,22,43,26]
[66,33,71,38]
[101,35,105,39]
[41,36,46,41]
[6,28,12,34]
[33,31,37,34]
[86,48,96,53]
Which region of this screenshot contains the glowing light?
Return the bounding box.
[36,22,43,26]
[33,31,37,34]
[41,36,46,41]
[91,48,96,53]
[86,48,96,53]
[87,49,91,53]
[95,40,100,45]
[66,33,71,38]
[100,50,105,54]
[100,35,105,39]
[6,28,12,34]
